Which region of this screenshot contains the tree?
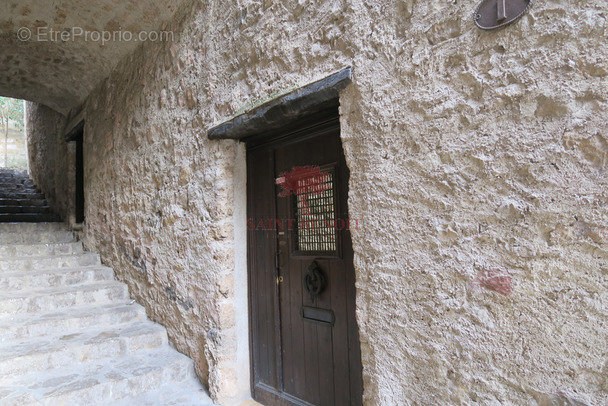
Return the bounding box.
[0,97,24,167]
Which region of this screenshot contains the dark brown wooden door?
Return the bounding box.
[247,111,363,406]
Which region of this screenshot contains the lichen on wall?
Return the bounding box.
[25,0,608,404]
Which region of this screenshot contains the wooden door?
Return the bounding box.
[247,110,363,406]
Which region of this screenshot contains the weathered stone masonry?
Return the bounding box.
[26,0,608,405]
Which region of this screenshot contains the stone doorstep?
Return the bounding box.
[0,266,114,291]
[111,382,215,406]
[0,302,147,343]
[0,320,169,376]
[239,400,264,406]
[0,281,129,315]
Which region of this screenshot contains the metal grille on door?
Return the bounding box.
[293,171,337,253]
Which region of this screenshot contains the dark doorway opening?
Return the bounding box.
[66,121,85,224]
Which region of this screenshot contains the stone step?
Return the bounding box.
[0,221,212,404]
[0,173,29,177]
[0,303,147,342]
[0,170,28,176]
[0,179,35,185]
[0,213,59,222]
[0,198,48,207]
[0,321,169,377]
[0,192,45,199]
[0,241,83,258]
[0,230,74,244]
[0,179,36,185]
[0,172,32,176]
[0,265,113,291]
[0,172,28,176]
[0,174,29,177]
[0,179,36,190]
[0,347,201,405]
[0,181,31,186]
[0,222,66,233]
[0,205,52,213]
[0,252,100,272]
[0,186,39,193]
[0,281,129,316]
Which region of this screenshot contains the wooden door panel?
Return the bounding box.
[247,147,279,390]
[247,111,362,406]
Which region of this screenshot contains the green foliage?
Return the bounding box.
[0,97,26,169]
[0,97,24,130]
[4,155,27,169]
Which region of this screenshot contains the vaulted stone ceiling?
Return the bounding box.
[0,0,186,115]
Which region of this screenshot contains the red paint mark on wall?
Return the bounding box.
[471,268,513,296]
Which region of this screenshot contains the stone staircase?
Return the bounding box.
[0,222,214,405]
[0,169,57,223]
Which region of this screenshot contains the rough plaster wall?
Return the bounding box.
[26,102,71,221]
[28,0,606,404]
[339,0,608,405]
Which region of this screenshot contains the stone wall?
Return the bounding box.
[26,102,71,222]
[27,0,608,404]
[77,2,242,402]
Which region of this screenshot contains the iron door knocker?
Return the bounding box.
[304,261,326,302]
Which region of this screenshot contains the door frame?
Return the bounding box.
[65,120,85,225]
[206,69,357,404]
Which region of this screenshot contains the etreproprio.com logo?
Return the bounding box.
[15,26,173,45]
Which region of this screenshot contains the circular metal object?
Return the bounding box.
[304,261,326,302]
[474,0,532,30]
